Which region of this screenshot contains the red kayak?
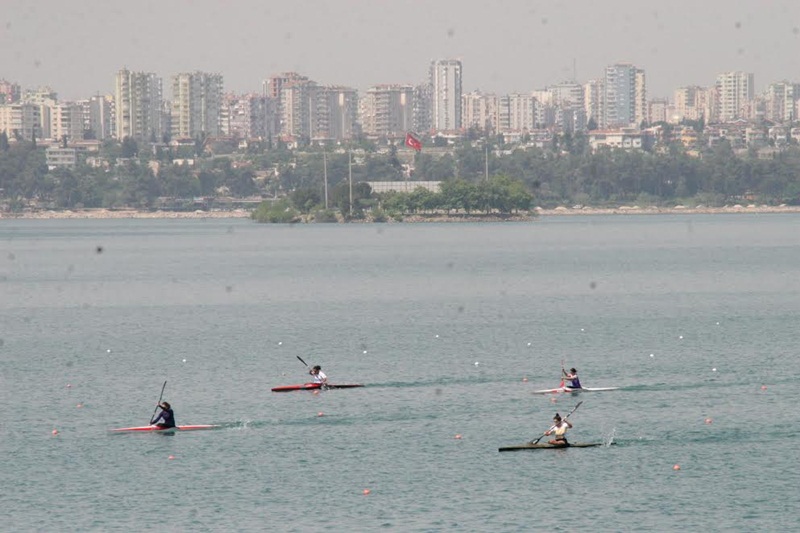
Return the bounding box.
[271,383,364,392]
[109,424,219,433]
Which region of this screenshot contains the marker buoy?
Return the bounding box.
[704,418,712,424]
[761,385,767,391]
[52,429,59,436]
[363,489,371,495]
[522,377,528,382]
[66,383,72,388]
[454,434,462,440]
[168,455,175,460]
[317,412,324,417]
[76,403,83,408]
[673,464,681,471]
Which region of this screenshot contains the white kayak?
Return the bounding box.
[532,386,620,395]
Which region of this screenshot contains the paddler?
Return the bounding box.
[562,367,582,389]
[309,365,328,385]
[545,413,572,446]
[150,401,176,429]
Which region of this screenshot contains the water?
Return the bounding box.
[2,215,799,532]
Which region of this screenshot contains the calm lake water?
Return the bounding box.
[2,215,799,532]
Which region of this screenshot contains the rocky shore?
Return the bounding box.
[2,204,800,220]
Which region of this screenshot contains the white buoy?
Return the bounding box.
[363,350,367,354]
[474,362,480,366]
[679,335,683,339]
[435,334,439,338]
[106,349,112,353]
[527,342,531,346]
[278,341,282,346]
[182,359,187,363]
[650,353,654,358]
[712,368,717,372]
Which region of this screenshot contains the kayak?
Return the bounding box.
[110,425,219,433]
[499,442,608,452]
[271,383,364,392]
[532,386,619,394]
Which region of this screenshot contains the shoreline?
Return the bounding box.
[2,204,800,220]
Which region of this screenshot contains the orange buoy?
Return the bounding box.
[363,489,371,495]
[673,464,681,471]
[52,429,59,435]
[317,412,324,417]
[168,455,175,460]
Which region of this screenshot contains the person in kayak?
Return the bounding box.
[562,367,582,389]
[545,413,572,446]
[150,401,176,429]
[309,365,328,385]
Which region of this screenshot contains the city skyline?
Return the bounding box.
[2,0,799,101]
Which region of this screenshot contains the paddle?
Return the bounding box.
[296,355,309,368]
[530,400,583,444]
[150,380,167,424]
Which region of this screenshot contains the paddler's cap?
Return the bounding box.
[313,365,321,371]
[160,401,171,409]
[570,368,577,373]
[553,413,562,421]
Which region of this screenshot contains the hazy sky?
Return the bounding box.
[2,0,799,101]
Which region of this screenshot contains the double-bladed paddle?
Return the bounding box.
[150,380,167,424]
[530,400,583,444]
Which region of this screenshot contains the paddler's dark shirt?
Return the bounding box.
[151,408,176,428]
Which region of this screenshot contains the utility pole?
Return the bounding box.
[323,151,328,209]
[348,149,353,217]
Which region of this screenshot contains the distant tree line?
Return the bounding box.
[3,131,800,214]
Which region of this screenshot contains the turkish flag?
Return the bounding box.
[405,132,422,152]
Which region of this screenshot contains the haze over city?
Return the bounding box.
[2,0,799,100]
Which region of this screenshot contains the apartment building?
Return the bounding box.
[603,63,646,128]
[314,86,358,141]
[171,72,223,139]
[360,84,415,138]
[429,59,462,132]
[715,71,754,122]
[0,103,41,140]
[462,90,499,134]
[763,81,800,123]
[115,69,164,141]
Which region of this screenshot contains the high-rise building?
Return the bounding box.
[82,95,113,140]
[49,102,85,142]
[221,93,268,139]
[171,72,223,139]
[361,84,415,138]
[429,59,462,132]
[314,86,358,141]
[0,79,21,104]
[462,90,498,135]
[264,72,309,138]
[715,71,754,122]
[0,103,41,140]
[583,79,604,128]
[764,81,800,123]
[115,69,164,142]
[603,63,646,128]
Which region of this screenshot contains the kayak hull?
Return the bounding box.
[499,442,608,452]
[532,386,620,395]
[110,424,219,433]
[271,383,364,392]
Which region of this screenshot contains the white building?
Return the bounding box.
[715,71,754,122]
[462,90,498,134]
[0,103,41,140]
[429,59,462,132]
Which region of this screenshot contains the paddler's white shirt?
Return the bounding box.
[312,371,327,383]
[554,421,569,437]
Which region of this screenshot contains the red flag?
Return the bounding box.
[405,132,422,152]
